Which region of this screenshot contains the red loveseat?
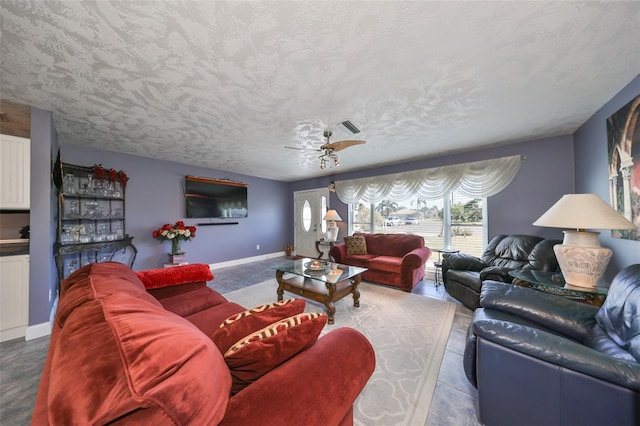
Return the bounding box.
[32,262,375,425]
[330,232,432,292]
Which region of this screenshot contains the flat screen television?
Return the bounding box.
[184,176,248,219]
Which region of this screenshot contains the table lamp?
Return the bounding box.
[533,193,637,288]
[323,210,342,242]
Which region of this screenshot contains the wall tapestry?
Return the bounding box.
[607,94,640,241]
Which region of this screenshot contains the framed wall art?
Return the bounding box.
[607,94,640,241]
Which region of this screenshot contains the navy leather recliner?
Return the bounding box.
[442,234,560,310]
[465,264,640,426]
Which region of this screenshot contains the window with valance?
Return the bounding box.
[333,155,523,204]
[334,155,524,258]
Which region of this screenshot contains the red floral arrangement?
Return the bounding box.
[118,170,129,189]
[93,164,107,180]
[107,168,118,181]
[93,164,129,190]
[152,221,197,242]
[153,221,197,255]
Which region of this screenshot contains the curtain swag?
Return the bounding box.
[334,155,523,204]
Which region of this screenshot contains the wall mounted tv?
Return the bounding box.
[185,176,248,219]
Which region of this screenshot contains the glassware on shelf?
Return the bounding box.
[87,173,95,194]
[83,201,100,218]
[67,259,78,277]
[77,225,91,243]
[61,225,74,244]
[86,224,95,241]
[71,225,82,242]
[114,223,124,239]
[64,201,80,219]
[95,205,105,219]
[63,174,77,195]
[78,174,94,196]
[94,223,108,242]
[95,178,109,197]
[112,181,122,199]
[110,208,123,219]
[105,180,114,198]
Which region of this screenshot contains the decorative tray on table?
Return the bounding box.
[304,260,330,273]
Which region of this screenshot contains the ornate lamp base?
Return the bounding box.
[327,223,339,242]
[554,230,611,289]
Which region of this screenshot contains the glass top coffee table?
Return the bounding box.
[271,258,367,324]
[509,270,609,306]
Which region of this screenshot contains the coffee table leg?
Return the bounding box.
[324,283,336,324]
[351,275,361,307]
[276,270,285,301]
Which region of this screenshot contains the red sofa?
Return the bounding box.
[330,232,432,292]
[32,262,375,425]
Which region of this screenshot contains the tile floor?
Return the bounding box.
[0,257,481,425]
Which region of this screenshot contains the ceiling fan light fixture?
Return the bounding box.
[287,127,364,170]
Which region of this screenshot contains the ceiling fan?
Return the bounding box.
[286,129,366,169]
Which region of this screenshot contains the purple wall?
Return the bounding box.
[291,135,575,242]
[29,108,58,325]
[60,145,290,270]
[574,74,640,275]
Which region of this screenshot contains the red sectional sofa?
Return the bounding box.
[32,262,375,425]
[330,232,432,292]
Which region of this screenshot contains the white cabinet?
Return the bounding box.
[0,254,30,342]
[0,134,30,209]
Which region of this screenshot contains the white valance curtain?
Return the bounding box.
[334,155,523,204]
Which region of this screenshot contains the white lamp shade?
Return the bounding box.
[323,210,342,222]
[533,194,636,231]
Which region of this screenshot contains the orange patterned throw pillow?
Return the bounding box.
[344,235,367,255]
[224,312,327,394]
[210,299,305,354]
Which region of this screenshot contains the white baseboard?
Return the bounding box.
[25,321,51,341]
[211,251,285,270]
[0,326,27,343]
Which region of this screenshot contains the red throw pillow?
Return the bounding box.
[136,264,213,290]
[210,299,306,354]
[224,313,327,394]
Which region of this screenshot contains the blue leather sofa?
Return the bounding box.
[464,264,640,425]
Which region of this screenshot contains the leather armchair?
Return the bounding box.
[442,234,560,309]
[464,264,640,426]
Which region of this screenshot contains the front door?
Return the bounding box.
[293,189,329,258]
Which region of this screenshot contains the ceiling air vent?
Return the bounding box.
[336,120,360,135]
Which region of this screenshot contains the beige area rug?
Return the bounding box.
[224,279,456,426]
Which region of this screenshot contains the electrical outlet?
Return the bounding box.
[256,244,260,250]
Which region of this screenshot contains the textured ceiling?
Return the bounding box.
[1,1,639,182]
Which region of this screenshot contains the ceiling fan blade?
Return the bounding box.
[284,146,322,152]
[323,139,366,152]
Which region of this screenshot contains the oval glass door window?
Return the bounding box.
[302,199,311,231]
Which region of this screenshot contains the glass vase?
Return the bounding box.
[170,238,182,255]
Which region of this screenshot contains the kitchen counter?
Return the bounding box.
[0,240,29,256]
